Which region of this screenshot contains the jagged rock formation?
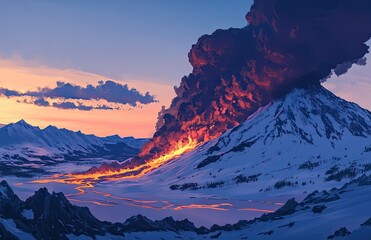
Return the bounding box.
[0,175,370,239]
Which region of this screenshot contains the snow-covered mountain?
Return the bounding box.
[0,120,147,177]
[0,120,146,150]
[131,85,371,198]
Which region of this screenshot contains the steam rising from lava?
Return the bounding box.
[84,0,371,178]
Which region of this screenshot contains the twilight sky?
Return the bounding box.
[0,0,370,137]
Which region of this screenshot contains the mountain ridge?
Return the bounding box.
[0,175,370,239]
[0,120,148,177]
[113,85,371,200]
[0,119,147,149]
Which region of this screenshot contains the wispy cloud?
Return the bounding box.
[0,80,157,110]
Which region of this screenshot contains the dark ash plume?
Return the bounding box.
[135,0,371,163]
[84,0,371,178]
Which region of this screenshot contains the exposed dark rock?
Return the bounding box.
[24,188,105,239]
[197,155,221,169]
[274,180,295,189]
[170,183,200,191]
[325,166,359,182]
[327,227,351,239]
[210,232,222,238]
[278,222,295,228]
[210,220,252,232]
[361,217,371,226]
[303,190,340,204]
[0,180,23,219]
[0,222,18,240]
[312,205,327,213]
[226,140,257,153]
[0,181,211,239]
[355,175,371,186]
[0,175,369,239]
[299,161,321,170]
[258,230,274,235]
[234,174,261,184]
[109,215,208,235]
[170,181,225,191]
[259,198,298,222]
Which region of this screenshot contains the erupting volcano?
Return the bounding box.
[74,0,371,180]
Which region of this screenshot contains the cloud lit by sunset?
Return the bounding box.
[0,58,174,137]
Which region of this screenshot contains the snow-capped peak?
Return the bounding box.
[0,120,148,176]
[137,85,370,199]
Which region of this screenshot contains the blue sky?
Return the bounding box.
[0,0,252,84]
[0,0,369,137]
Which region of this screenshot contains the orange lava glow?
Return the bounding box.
[31,176,282,216]
[30,136,282,216]
[68,198,114,207]
[238,208,275,213]
[42,135,199,185]
[174,203,233,211]
[31,136,199,206]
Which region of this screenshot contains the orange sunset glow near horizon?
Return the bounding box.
[0,58,174,138]
[1,55,371,138]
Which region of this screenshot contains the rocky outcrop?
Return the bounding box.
[0,175,370,239]
[0,181,23,219]
[24,188,105,239]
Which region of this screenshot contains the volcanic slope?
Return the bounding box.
[128,85,371,198]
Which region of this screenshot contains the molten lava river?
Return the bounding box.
[6,141,286,227]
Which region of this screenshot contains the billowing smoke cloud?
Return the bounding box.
[133,0,371,164]
[0,80,157,110]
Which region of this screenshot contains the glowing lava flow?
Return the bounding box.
[174,203,233,211]
[238,208,275,213]
[30,136,281,215]
[32,136,198,198]
[69,135,198,182]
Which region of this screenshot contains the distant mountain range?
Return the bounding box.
[0,175,369,239]
[0,120,147,177]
